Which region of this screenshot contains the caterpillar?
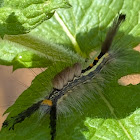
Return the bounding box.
[2,13,126,140]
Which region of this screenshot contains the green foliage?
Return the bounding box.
[0,0,140,140]
[0,0,71,37]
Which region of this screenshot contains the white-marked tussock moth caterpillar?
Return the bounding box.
[2,13,126,140]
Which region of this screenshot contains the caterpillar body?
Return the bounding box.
[2,14,126,140]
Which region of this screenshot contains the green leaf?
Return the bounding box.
[31,0,140,56]
[0,0,140,140]
[12,51,52,70]
[1,34,82,70]
[0,0,71,37]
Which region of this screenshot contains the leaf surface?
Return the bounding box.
[0,0,140,140]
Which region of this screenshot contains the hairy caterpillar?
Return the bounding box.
[2,13,126,140]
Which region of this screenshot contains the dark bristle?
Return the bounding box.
[79,13,127,73]
[2,100,42,129]
[118,14,126,21]
[50,103,57,140]
[101,13,126,54]
[2,120,9,128]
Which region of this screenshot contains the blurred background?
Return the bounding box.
[0,66,43,129]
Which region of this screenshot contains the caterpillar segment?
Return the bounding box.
[2,13,126,140]
[41,99,53,106]
[52,63,82,90]
[48,13,125,140]
[82,13,126,73]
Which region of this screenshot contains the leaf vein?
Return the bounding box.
[54,12,84,57]
[98,92,133,140]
